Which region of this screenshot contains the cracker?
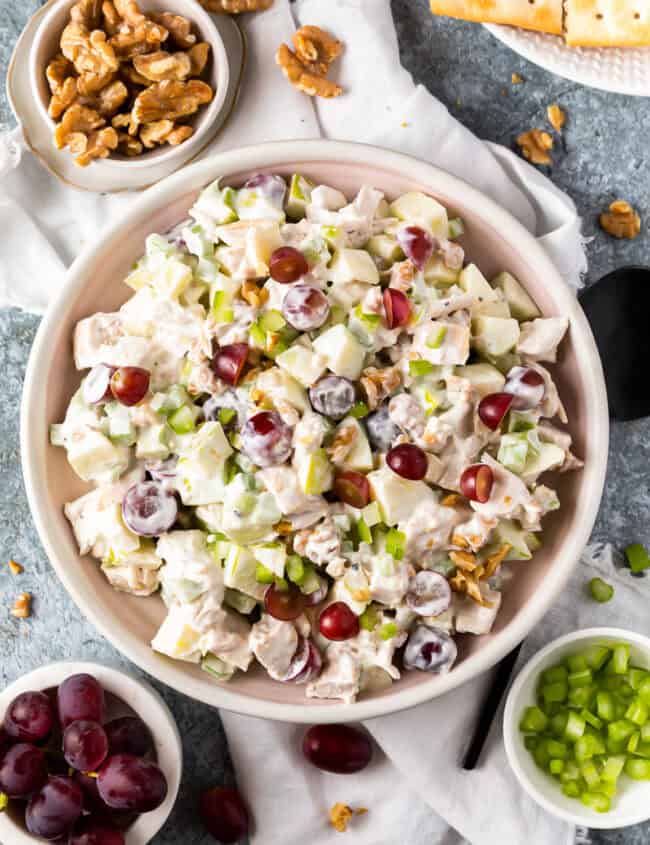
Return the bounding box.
[429,0,563,34]
[565,0,650,46]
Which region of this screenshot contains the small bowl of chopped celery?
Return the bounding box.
[504,628,650,828]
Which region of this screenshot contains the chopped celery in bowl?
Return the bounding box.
[504,628,650,829]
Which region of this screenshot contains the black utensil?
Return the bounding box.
[579,266,650,421]
[461,642,523,770]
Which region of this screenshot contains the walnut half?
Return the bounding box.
[516,128,553,166]
[132,78,213,124]
[600,200,641,240]
[199,0,273,12]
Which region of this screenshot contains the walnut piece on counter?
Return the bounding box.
[511,72,523,84]
[11,592,32,619]
[8,560,23,576]
[199,0,273,12]
[329,803,368,833]
[293,24,343,76]
[516,128,554,166]
[276,32,343,100]
[547,103,566,133]
[599,200,642,239]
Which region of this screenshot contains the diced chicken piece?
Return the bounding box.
[538,423,573,451]
[211,300,256,346]
[389,393,426,441]
[521,484,560,531]
[309,185,348,211]
[471,454,532,519]
[306,642,362,704]
[428,290,474,319]
[517,317,569,363]
[74,312,125,369]
[452,512,497,552]
[292,410,328,453]
[414,320,470,366]
[529,363,568,424]
[157,530,224,605]
[293,517,343,567]
[366,557,410,607]
[258,465,327,527]
[436,238,464,270]
[401,499,459,559]
[101,548,162,597]
[454,586,502,635]
[195,601,253,672]
[250,614,298,681]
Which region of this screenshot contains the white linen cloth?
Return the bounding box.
[0,1,595,843]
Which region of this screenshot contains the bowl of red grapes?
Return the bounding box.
[0,662,181,844]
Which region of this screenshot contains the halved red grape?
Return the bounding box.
[291,639,323,685]
[383,288,411,330]
[397,225,434,270]
[104,717,152,759]
[243,173,286,208]
[212,343,248,387]
[406,571,451,617]
[309,375,355,420]
[264,582,306,621]
[386,443,427,480]
[269,247,309,284]
[303,576,329,607]
[365,403,399,452]
[26,776,83,840]
[504,366,546,410]
[240,411,293,467]
[403,625,457,673]
[279,637,311,682]
[478,392,513,430]
[97,754,167,813]
[281,285,330,331]
[302,724,372,774]
[83,364,115,405]
[69,817,125,845]
[110,367,150,407]
[0,743,48,798]
[460,464,494,503]
[333,471,370,508]
[122,481,178,537]
[4,690,54,742]
[58,674,105,730]
[199,786,249,844]
[63,721,109,773]
[319,602,359,641]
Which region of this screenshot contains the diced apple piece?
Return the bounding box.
[329,249,380,286]
[135,423,172,460]
[389,192,449,239]
[338,418,373,472]
[256,368,309,412]
[297,448,333,495]
[312,325,367,380]
[67,431,129,483]
[276,345,327,388]
[492,271,540,321]
[224,545,267,600]
[522,442,565,482]
[251,543,287,578]
[472,315,520,357]
[423,256,460,286]
[472,295,511,318]
[366,235,404,265]
[151,607,201,662]
[367,466,434,526]
[459,264,499,303]
[492,520,533,561]
[286,173,314,220]
[418,320,470,366]
[455,363,506,397]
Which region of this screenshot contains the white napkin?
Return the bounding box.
[0,1,592,843]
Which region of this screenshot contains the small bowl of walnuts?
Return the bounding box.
[29,0,229,170]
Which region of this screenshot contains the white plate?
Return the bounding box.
[486,24,650,97]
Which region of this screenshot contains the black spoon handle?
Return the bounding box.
[461,642,523,770]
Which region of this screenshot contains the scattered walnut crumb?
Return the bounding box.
[11,592,32,619]
[8,560,23,575]
[511,72,523,84]
[355,807,368,816]
[547,103,566,133]
[600,200,641,240]
[329,803,354,833]
[516,129,553,166]
[400,121,410,128]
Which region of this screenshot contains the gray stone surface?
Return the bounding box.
[1,1,649,843]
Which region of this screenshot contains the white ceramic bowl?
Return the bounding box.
[0,661,182,845]
[28,0,230,172]
[20,140,609,723]
[504,628,650,829]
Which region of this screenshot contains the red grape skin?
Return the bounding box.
[68,817,126,845]
[383,288,411,330]
[57,674,105,730]
[3,690,54,742]
[302,724,372,774]
[269,247,309,284]
[386,443,428,481]
[319,602,360,641]
[396,225,434,271]
[459,464,494,503]
[503,366,545,410]
[281,285,330,331]
[477,392,513,431]
[109,367,150,407]
[333,471,370,508]
[121,481,178,537]
[97,754,168,813]
[264,582,306,622]
[26,775,84,840]
[240,411,293,467]
[213,344,249,387]
[308,376,355,420]
[63,720,109,773]
[83,364,115,405]
[199,786,249,844]
[0,742,48,798]
[104,716,153,758]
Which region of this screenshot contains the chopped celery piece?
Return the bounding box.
[385,529,406,561]
[607,719,636,744]
[426,325,447,349]
[628,668,648,691]
[259,309,286,332]
[560,760,580,783]
[580,760,600,789]
[448,217,465,239]
[255,563,274,584]
[568,668,593,688]
[628,732,640,753]
[542,665,568,684]
[359,605,380,632]
[357,518,372,545]
[350,401,370,419]
[584,645,611,671]
[523,735,539,752]
[520,706,548,733]
[596,691,615,721]
[550,711,569,736]
[633,742,650,759]
[549,758,564,776]
[545,739,568,759]
[564,711,586,742]
[409,359,435,377]
[626,697,648,726]
[601,755,625,783]
[612,643,630,675]
[562,782,580,798]
[286,554,305,585]
[541,681,568,706]
[641,722,650,743]
[568,685,595,709]
[580,709,602,730]
[379,622,398,641]
[589,577,614,603]
[625,543,650,573]
[580,792,610,813]
[566,654,588,673]
[219,407,237,426]
[168,405,196,434]
[639,678,650,705]
[625,758,650,780]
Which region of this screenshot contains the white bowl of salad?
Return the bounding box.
[21,140,609,722]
